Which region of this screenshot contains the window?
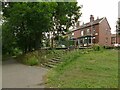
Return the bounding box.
[93,29,95,34]
[80,39,83,44]
[87,29,90,34]
[81,31,83,36]
[106,29,108,34]
[84,38,87,43]
[88,37,91,44]
[106,37,108,43]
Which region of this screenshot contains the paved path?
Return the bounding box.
[0,59,2,89]
[2,58,48,88]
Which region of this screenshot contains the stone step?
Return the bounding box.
[42,63,56,68]
[56,57,61,59]
[52,58,60,61]
[48,59,60,63]
[41,57,62,68]
[47,61,57,65]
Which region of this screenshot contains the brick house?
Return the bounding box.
[72,15,111,47]
[111,33,120,47]
[116,34,120,45]
[111,34,116,46]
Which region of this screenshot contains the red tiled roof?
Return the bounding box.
[78,17,104,29]
[67,17,106,34]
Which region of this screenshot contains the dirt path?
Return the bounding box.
[2,58,48,88]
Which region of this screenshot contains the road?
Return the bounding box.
[2,58,48,88]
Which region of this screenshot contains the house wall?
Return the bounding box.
[111,37,116,44]
[78,24,99,44]
[111,34,120,46]
[116,35,120,44]
[99,18,111,46]
[72,17,112,47]
[94,24,99,43]
[111,34,116,46]
[74,29,80,39]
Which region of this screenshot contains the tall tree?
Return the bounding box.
[2,2,56,53]
[2,2,82,54]
[117,18,120,46]
[117,18,120,35]
[52,2,81,46]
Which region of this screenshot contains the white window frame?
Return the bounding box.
[87,29,90,34]
[81,31,83,36]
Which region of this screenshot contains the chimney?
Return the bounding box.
[90,15,94,22]
[97,16,99,20]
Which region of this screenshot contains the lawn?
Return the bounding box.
[45,49,118,88]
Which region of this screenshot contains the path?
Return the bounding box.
[2,58,48,88]
[0,58,2,89]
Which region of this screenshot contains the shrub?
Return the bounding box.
[24,56,39,66]
[21,51,39,66]
[92,44,103,51]
[103,46,113,49]
[12,48,22,56]
[17,50,64,66]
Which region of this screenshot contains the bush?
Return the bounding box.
[24,56,39,66]
[21,51,39,66]
[17,50,63,66]
[103,46,113,49]
[92,44,103,51]
[12,48,22,56]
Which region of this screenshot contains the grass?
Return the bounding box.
[45,49,118,88]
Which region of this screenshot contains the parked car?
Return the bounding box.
[114,43,120,47]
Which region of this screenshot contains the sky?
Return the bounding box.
[77,0,120,34]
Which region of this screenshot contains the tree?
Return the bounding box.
[117,18,120,35]
[2,22,16,54]
[2,2,57,53]
[2,2,82,54]
[51,2,81,47]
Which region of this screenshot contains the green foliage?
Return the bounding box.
[0,25,1,56]
[2,2,82,54]
[2,2,57,54]
[117,18,120,35]
[68,40,74,46]
[20,51,39,66]
[12,48,22,56]
[92,44,103,51]
[17,49,63,66]
[52,2,81,43]
[24,56,39,66]
[2,22,16,55]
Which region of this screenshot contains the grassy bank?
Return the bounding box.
[16,49,64,66]
[46,49,118,88]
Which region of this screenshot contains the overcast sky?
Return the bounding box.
[77,0,120,34]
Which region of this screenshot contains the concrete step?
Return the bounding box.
[47,61,57,65]
[52,58,60,61]
[56,57,61,59]
[42,63,56,68]
[41,57,62,68]
[49,59,60,63]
